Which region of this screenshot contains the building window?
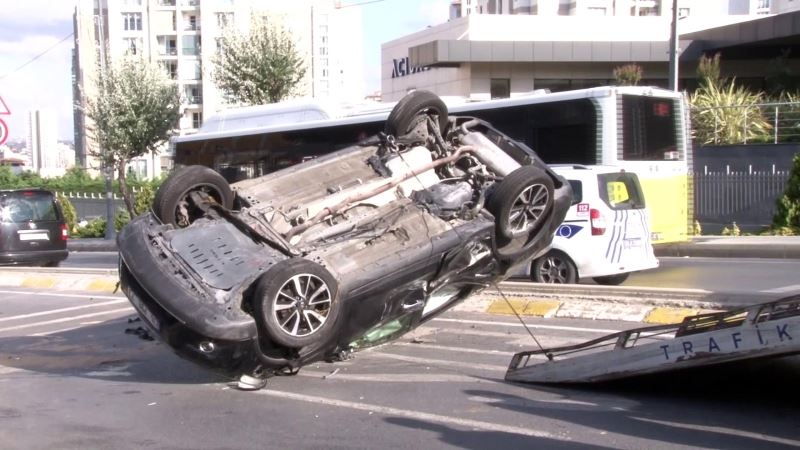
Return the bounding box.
[123,37,142,55]
[158,0,177,6]
[586,7,606,16]
[216,12,234,29]
[192,112,203,129]
[186,15,198,31]
[678,7,689,18]
[123,0,143,6]
[182,35,201,55]
[558,0,571,15]
[186,86,202,104]
[490,78,510,99]
[123,13,143,31]
[322,68,328,78]
[161,60,177,79]
[320,47,328,56]
[158,36,177,55]
[513,0,537,15]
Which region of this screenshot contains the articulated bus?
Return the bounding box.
[172,86,690,243]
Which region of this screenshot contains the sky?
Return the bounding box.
[0,0,451,144]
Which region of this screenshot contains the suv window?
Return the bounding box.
[0,192,60,223]
[597,173,645,210]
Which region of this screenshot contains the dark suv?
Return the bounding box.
[0,189,69,266]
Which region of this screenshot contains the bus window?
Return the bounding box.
[461,99,598,165]
[621,95,680,161]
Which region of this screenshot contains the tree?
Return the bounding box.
[773,152,800,231]
[613,63,642,86]
[213,17,307,105]
[81,55,181,216]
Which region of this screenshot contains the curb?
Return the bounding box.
[0,270,779,325]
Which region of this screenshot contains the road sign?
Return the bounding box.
[0,96,10,145]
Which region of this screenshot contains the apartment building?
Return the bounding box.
[73,0,363,179]
[452,0,794,17]
[27,110,75,178]
[383,1,800,101]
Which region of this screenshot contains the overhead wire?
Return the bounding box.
[0,32,75,81]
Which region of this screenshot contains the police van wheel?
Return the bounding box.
[531,250,577,284]
[593,273,630,285]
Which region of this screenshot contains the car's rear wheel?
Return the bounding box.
[253,259,341,349]
[153,165,234,227]
[488,166,554,240]
[531,250,578,284]
[385,90,448,137]
[593,273,630,285]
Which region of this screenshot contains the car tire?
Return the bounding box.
[487,166,554,240]
[385,90,448,137]
[593,273,630,286]
[253,259,341,349]
[153,165,234,227]
[531,250,578,284]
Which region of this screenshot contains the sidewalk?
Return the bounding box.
[654,235,800,259]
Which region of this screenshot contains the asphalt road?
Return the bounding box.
[0,287,798,449]
[63,252,800,295]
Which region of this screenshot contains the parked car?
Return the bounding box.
[0,189,69,266]
[527,165,659,285]
[118,90,572,388]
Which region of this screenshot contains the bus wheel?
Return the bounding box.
[593,273,630,285]
[385,90,448,138]
[531,251,577,284]
[252,259,341,349]
[154,165,234,227]
[488,166,554,240]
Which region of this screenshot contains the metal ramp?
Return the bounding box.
[506,296,800,384]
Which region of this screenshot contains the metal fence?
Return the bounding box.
[692,102,800,145]
[693,166,790,233]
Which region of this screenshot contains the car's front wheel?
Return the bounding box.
[253,259,341,349]
[531,250,578,284]
[153,165,234,227]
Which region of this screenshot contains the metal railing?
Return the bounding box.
[693,166,790,231]
[692,102,800,145]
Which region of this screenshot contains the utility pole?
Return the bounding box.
[668,0,679,91]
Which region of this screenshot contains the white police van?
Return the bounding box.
[528,165,659,285]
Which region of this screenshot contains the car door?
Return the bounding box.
[597,172,653,268]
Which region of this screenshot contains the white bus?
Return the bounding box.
[173,86,691,243]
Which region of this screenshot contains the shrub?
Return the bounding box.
[56,193,77,234]
[73,218,107,238]
[692,220,702,236]
[773,152,800,229]
[721,222,741,236]
[690,80,772,145]
[613,64,642,86]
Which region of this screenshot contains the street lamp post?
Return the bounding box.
[668,0,679,91]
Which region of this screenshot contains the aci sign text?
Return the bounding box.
[391,57,429,78]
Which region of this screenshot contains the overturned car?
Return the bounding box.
[118,91,571,386]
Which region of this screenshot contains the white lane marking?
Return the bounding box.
[0,300,128,322]
[761,284,800,294]
[632,417,800,447]
[297,371,481,383]
[0,308,134,333]
[29,326,86,337]
[254,389,559,440]
[432,317,621,334]
[367,352,506,372]
[0,289,122,301]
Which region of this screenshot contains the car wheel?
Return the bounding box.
[385,90,448,137]
[42,261,60,268]
[253,259,341,349]
[153,165,234,227]
[531,251,578,284]
[488,166,554,240]
[593,273,630,285]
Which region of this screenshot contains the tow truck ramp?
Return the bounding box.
[506,296,800,384]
